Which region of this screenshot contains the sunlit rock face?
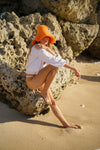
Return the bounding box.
[41,0,98,23]
[0,0,99,116]
[0,12,73,116]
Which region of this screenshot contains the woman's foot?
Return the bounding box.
[63,124,81,129]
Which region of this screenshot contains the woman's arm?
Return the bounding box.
[34,47,66,67]
[64,63,80,80]
[35,44,80,79]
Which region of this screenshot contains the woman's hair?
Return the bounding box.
[27,39,51,59]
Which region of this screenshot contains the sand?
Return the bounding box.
[0,57,100,150]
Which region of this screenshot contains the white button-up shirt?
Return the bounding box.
[26,45,66,75]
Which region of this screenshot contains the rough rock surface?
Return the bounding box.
[87,3,100,59]
[0,0,21,16]
[0,60,49,116]
[20,0,46,15]
[61,21,99,57]
[41,0,98,23]
[0,12,73,116]
[0,1,100,116]
[87,29,100,59]
[0,0,100,59]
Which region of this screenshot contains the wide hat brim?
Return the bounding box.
[32,35,55,45]
[32,25,55,45]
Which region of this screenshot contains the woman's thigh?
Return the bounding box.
[26,64,58,90]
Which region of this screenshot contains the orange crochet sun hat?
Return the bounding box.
[32,25,55,45]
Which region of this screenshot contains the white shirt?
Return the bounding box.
[26,45,66,75]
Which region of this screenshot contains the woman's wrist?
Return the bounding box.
[64,64,76,71]
[72,68,77,72]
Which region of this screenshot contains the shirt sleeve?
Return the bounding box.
[34,48,66,67]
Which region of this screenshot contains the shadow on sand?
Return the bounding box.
[81,75,100,82]
[0,102,62,128]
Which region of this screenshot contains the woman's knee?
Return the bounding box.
[38,84,45,91]
[48,64,58,72]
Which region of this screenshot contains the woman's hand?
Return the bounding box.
[35,43,50,50]
[64,63,80,80]
[73,69,80,80]
[35,43,43,49]
[35,43,57,56]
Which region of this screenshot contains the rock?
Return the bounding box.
[41,0,98,23]
[0,60,49,116]
[0,0,19,15]
[20,0,46,15]
[0,0,99,117]
[0,0,99,25]
[0,12,73,116]
[87,29,100,59]
[61,21,99,57]
[87,5,100,59]
[42,13,74,60]
[0,0,46,16]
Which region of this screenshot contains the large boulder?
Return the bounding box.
[61,21,99,57]
[20,0,46,15]
[0,0,19,15]
[87,3,100,59]
[0,12,73,116]
[87,29,100,59]
[0,60,49,116]
[41,0,98,23]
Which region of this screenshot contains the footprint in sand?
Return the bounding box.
[62,126,85,136]
[65,128,82,134]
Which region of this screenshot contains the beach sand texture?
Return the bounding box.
[0,58,100,150]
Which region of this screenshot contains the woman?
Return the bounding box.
[26,25,81,129]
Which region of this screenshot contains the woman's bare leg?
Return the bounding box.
[48,89,69,127]
[40,68,58,104]
[26,65,58,104]
[50,90,81,129]
[26,65,81,129]
[39,87,81,129]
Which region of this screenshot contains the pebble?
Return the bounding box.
[96,73,100,76]
[80,104,85,108]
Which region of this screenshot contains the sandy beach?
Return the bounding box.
[0,57,100,150]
